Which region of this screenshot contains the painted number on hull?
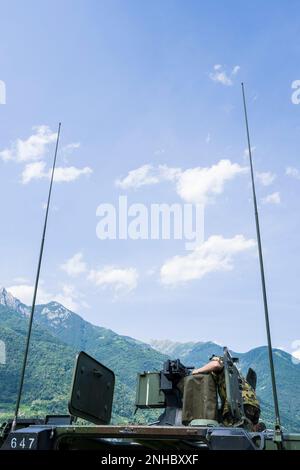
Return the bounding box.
[10,436,36,449]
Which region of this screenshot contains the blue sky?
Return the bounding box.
[0,0,300,354]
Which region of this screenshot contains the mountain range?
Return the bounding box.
[0,287,299,431]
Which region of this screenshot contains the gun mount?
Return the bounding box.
[135,359,194,426]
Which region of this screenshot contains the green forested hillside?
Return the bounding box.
[0,303,165,423]
[1,290,300,432]
[34,301,167,391]
[0,305,75,418]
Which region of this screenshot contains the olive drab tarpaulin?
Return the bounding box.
[177,373,218,424]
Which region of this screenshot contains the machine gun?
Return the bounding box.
[222,347,246,424]
[135,359,193,425]
[222,347,258,426]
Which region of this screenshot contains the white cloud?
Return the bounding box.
[160,234,256,285]
[1,126,93,185]
[232,65,240,75]
[291,340,300,365]
[7,283,84,312]
[243,146,256,159]
[88,266,138,292]
[0,125,57,162]
[7,284,52,305]
[116,164,157,189]
[60,252,87,277]
[262,192,281,205]
[256,171,276,186]
[292,349,300,361]
[210,71,232,86]
[53,166,92,182]
[209,64,241,86]
[21,161,47,184]
[63,142,80,152]
[62,143,81,164]
[116,164,180,190]
[286,166,300,180]
[116,160,247,204]
[60,253,138,296]
[53,284,83,312]
[175,160,247,204]
[21,163,92,184]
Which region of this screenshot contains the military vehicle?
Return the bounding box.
[1,86,299,453]
[0,347,299,451]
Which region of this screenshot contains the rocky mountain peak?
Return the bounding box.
[0,287,29,316]
[38,301,72,325]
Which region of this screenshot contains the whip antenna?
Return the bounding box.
[241,83,283,447]
[12,122,61,431]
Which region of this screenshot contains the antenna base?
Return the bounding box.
[11,417,17,432]
[273,423,284,450]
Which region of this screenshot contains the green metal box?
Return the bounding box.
[135,372,165,408]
